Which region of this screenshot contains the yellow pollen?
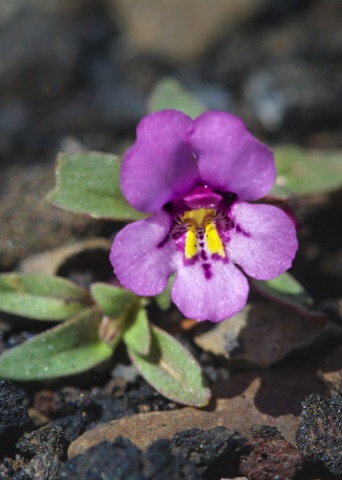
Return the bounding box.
[181,209,225,259]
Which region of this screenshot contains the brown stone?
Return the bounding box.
[319,344,342,395]
[194,302,341,369]
[110,0,267,61]
[68,360,326,459]
[239,437,303,480]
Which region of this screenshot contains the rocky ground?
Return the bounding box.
[0,0,341,478]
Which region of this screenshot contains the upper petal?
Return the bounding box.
[189,111,276,200]
[110,210,174,295]
[121,110,200,212]
[171,259,249,322]
[228,202,298,280]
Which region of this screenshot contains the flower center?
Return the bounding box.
[166,186,236,279]
[181,208,225,260]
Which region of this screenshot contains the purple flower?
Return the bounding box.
[110,110,298,322]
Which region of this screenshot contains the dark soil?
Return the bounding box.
[0,0,341,479]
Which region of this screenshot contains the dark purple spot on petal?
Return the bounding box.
[157,235,169,249]
[202,263,212,279]
[200,250,208,261]
[236,224,251,237]
[184,255,199,266]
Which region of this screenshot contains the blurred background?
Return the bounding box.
[0,0,341,273]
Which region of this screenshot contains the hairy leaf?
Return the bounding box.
[47,151,145,221]
[273,145,342,197]
[253,273,327,326]
[0,273,91,320]
[123,308,151,356]
[148,77,206,118]
[128,324,210,407]
[0,308,114,380]
[91,283,136,319]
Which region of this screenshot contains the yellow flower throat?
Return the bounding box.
[181,208,225,260]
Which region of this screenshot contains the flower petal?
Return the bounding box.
[190,111,276,200]
[121,110,199,212]
[171,259,249,322]
[110,210,174,295]
[228,202,298,280]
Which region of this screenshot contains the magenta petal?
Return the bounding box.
[189,111,276,200]
[120,110,200,212]
[228,202,298,280]
[171,261,249,322]
[110,210,174,295]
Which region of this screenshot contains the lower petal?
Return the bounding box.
[171,260,249,322]
[228,202,298,280]
[110,210,174,296]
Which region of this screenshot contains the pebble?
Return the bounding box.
[171,426,246,478]
[319,344,342,396]
[239,437,303,480]
[0,380,31,454]
[248,424,283,440]
[16,423,68,460]
[296,393,342,476]
[61,437,200,480]
[13,452,62,480]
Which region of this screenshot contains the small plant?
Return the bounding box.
[0,79,339,406]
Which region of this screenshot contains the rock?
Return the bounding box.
[0,101,30,158]
[193,302,336,369]
[0,9,79,97]
[239,437,303,480]
[296,393,342,476]
[16,423,68,460]
[243,60,339,134]
[249,424,283,440]
[67,359,326,458]
[319,344,342,395]
[0,1,83,27]
[0,163,104,270]
[62,437,200,480]
[110,0,267,62]
[33,390,56,419]
[13,452,62,480]
[0,380,31,451]
[52,387,102,443]
[171,426,246,478]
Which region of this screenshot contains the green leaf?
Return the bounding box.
[148,77,207,118]
[0,273,91,320]
[253,273,327,326]
[0,308,115,380]
[47,151,145,221]
[128,324,210,407]
[272,145,342,197]
[154,275,174,310]
[91,283,136,319]
[123,308,151,356]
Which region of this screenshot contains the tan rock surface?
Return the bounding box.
[194,302,339,369]
[110,0,266,61]
[68,361,327,458]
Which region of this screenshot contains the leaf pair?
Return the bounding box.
[0,275,210,406]
[0,276,132,380]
